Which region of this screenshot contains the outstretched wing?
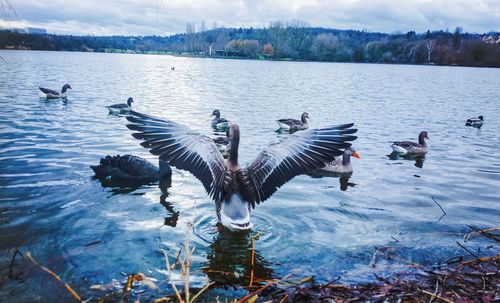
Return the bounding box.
[243,124,357,205]
[126,111,227,202]
[38,87,59,95]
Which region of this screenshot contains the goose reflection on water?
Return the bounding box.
[388,152,426,168]
[159,179,179,228]
[93,174,179,226]
[307,170,357,191]
[203,229,274,287]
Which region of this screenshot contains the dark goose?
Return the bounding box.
[38,84,72,99]
[211,109,230,131]
[107,97,134,115]
[321,147,361,174]
[391,131,429,155]
[276,112,309,131]
[91,154,172,181]
[465,115,484,128]
[126,111,357,231]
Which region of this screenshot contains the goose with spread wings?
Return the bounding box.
[126,111,357,231]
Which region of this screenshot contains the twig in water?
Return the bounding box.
[429,278,439,303]
[391,236,400,243]
[190,282,214,303]
[237,274,292,303]
[163,249,183,303]
[456,242,481,262]
[465,226,500,243]
[122,274,145,299]
[162,220,212,303]
[25,252,82,302]
[420,289,453,303]
[249,232,261,287]
[431,196,446,221]
[459,255,500,267]
[8,246,22,279]
[83,240,102,248]
[278,294,288,303]
[173,246,183,269]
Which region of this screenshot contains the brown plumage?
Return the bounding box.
[126,110,357,230]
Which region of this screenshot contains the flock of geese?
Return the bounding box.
[39,84,485,231]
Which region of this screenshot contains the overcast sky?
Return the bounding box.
[1,0,499,36]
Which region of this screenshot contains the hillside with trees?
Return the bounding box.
[1,21,499,67]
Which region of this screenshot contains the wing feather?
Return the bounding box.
[126,111,226,202]
[243,123,357,204]
[38,87,59,95]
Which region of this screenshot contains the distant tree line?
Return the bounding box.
[1,21,499,67]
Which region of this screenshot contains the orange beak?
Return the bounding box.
[353,151,361,159]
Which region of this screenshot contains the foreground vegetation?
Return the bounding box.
[1,22,499,67]
[5,226,499,302]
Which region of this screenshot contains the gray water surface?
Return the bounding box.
[0,50,499,302]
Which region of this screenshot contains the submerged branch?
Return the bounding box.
[25,252,82,302]
[431,196,446,221]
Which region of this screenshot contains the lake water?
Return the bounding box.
[0,50,499,302]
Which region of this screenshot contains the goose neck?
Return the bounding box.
[418,135,427,146]
[342,154,351,166]
[228,126,240,165]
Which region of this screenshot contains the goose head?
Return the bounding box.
[211,109,221,119]
[127,97,134,107]
[478,115,484,121]
[418,131,429,145]
[301,112,310,124]
[344,147,361,159]
[342,147,361,165]
[62,84,72,93]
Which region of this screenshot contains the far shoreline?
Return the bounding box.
[1,48,497,69]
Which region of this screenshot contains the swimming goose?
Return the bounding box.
[107,97,134,115]
[126,110,357,231]
[465,116,484,128]
[211,110,230,131]
[321,147,361,174]
[91,154,172,181]
[38,84,72,99]
[391,131,429,155]
[276,112,309,131]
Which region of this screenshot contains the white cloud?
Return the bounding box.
[1,0,499,35]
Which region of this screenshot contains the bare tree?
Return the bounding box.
[452,26,462,50]
[0,0,19,62]
[426,39,434,63]
[200,20,206,33]
[0,0,19,22]
[312,33,338,61]
[186,22,194,52]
